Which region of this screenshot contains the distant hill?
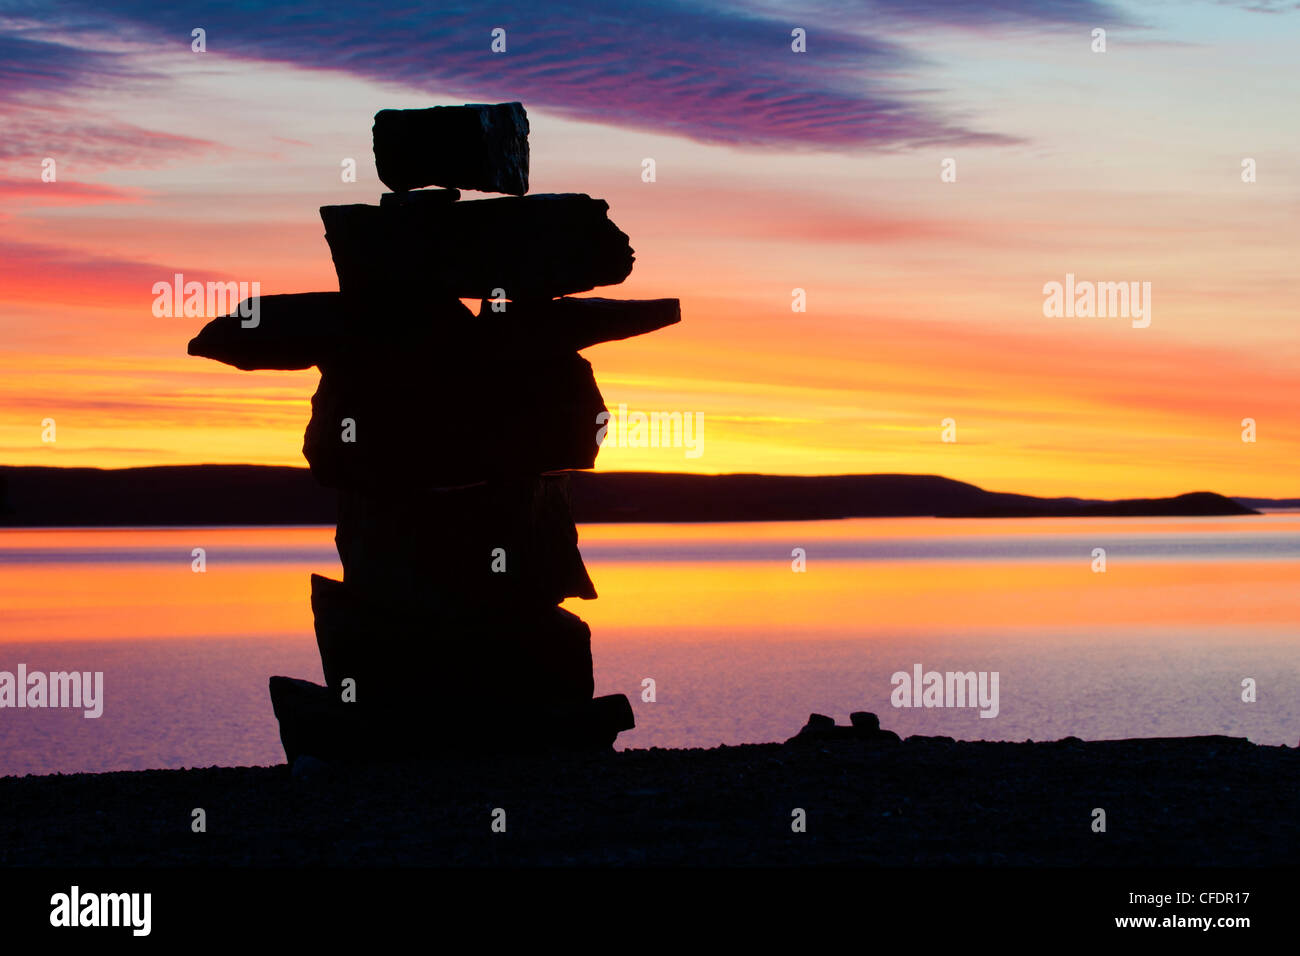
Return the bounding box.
[1231,496,1300,510]
[0,465,1259,526]
[566,473,1256,521]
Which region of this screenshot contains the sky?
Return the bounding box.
[0,0,1296,497]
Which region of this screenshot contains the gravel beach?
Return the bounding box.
[3,731,1296,867]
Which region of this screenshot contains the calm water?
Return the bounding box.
[1,516,1297,776]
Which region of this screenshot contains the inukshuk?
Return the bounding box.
[188,103,680,761]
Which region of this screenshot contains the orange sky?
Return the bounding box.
[1,2,1296,498]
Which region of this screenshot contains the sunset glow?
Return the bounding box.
[1,2,1296,497]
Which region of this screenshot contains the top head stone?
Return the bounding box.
[373,102,529,195]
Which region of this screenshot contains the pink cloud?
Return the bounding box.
[0,178,147,206]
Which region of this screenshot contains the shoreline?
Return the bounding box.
[0,465,1272,526]
[4,729,1297,867]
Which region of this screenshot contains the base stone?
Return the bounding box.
[269,676,634,762]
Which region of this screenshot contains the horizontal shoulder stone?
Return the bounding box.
[186,292,344,370]
[187,293,676,370]
[484,296,680,351]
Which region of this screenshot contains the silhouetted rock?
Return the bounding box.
[270,674,632,760]
[193,101,667,761]
[335,476,597,608]
[850,711,880,734]
[188,293,679,372]
[218,292,676,361]
[310,574,596,706]
[787,713,901,746]
[380,188,460,206]
[302,349,605,490]
[476,296,681,352]
[787,713,849,743]
[373,103,528,195]
[186,293,344,370]
[320,194,634,301]
[857,712,902,744]
[565,694,636,750]
[269,676,366,764]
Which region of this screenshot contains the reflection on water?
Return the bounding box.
[0,517,1297,775]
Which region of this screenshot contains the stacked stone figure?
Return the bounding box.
[188,103,680,761]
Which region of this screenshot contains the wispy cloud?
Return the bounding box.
[0,177,145,205]
[0,237,170,307]
[1215,0,1300,12]
[0,12,215,169]
[0,106,223,168]
[856,0,1127,27]
[0,29,154,104]
[1,0,1123,151]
